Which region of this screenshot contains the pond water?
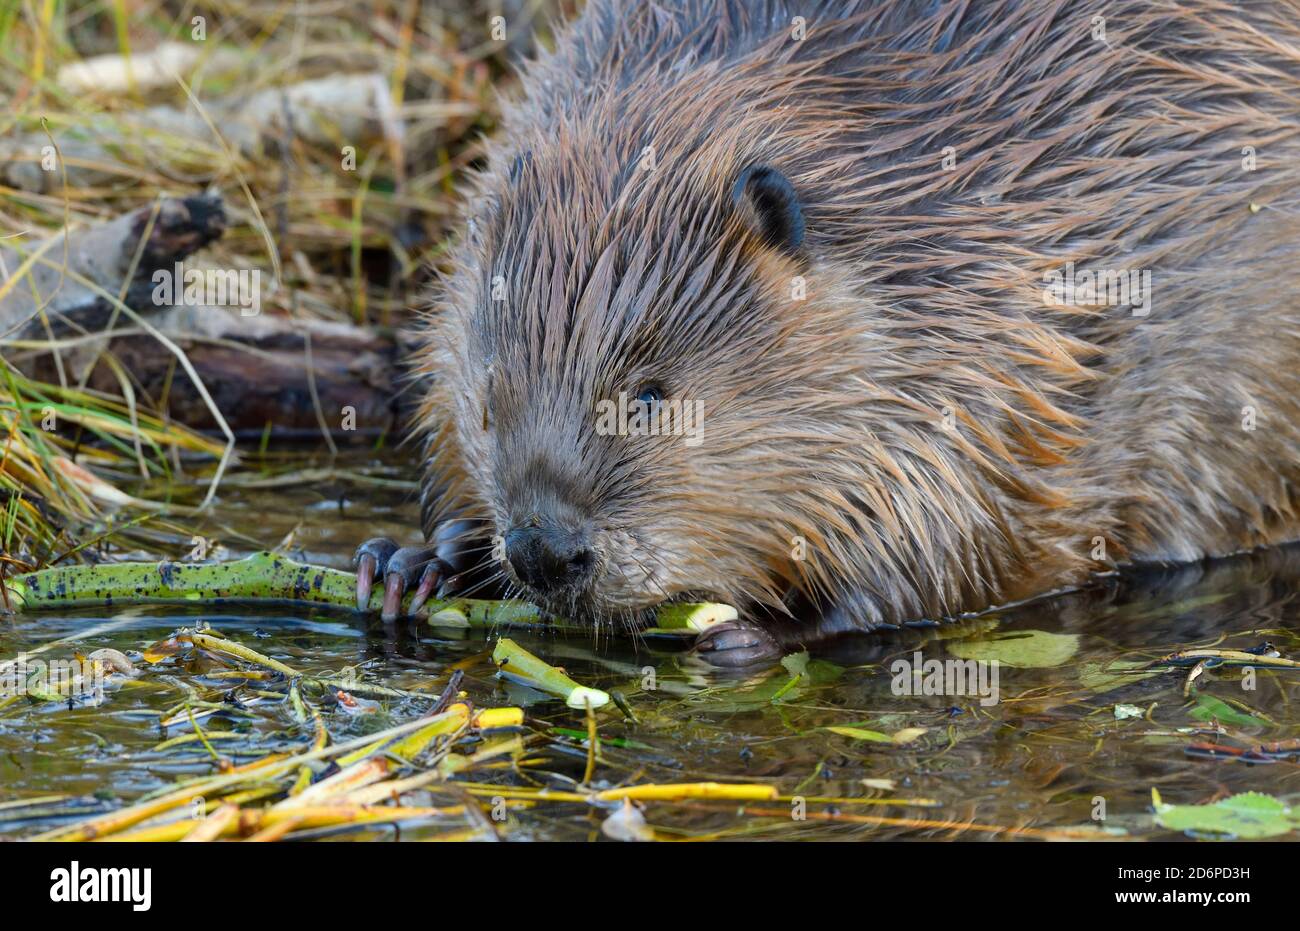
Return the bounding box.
[2,455,1297,841]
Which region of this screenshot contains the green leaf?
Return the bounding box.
[549,727,651,750]
[781,651,810,678]
[823,725,928,745]
[697,656,842,712]
[802,659,844,685]
[1079,659,1160,693]
[1153,790,1295,839]
[949,630,1080,668]
[1188,693,1267,729]
[824,726,892,742]
[769,651,811,703]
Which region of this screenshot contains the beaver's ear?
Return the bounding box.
[732,164,804,254]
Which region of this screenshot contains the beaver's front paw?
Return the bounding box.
[353,537,450,621]
[692,620,782,668]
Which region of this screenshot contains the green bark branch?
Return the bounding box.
[1,552,734,635]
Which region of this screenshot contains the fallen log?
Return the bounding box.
[0,73,400,193]
[0,195,226,339]
[4,196,402,439]
[71,316,403,441]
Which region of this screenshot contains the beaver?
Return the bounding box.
[355,0,1300,666]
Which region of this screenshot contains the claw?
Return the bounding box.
[407,563,440,615]
[353,538,399,612]
[437,572,465,599]
[355,553,377,610]
[381,572,407,622]
[381,546,445,620]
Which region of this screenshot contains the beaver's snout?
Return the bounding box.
[504,525,597,596]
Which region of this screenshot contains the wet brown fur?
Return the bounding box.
[413,0,1300,638]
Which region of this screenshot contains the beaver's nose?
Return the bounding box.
[504,526,596,595]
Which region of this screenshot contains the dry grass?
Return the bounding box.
[0,0,569,566]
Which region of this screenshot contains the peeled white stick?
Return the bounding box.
[57,42,244,95]
[649,602,738,633]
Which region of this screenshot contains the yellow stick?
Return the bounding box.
[473,707,524,728]
[595,782,779,803]
[273,759,390,811]
[186,631,299,677]
[180,804,240,842]
[100,805,461,842]
[33,706,469,841]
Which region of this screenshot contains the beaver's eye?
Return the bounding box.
[634,384,663,408]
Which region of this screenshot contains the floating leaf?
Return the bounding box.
[781,652,810,678]
[824,726,892,743]
[890,726,929,745]
[824,725,927,745]
[1114,704,1143,720]
[692,658,843,713]
[769,651,811,703]
[549,727,651,751]
[141,635,187,663]
[949,630,1080,668]
[801,659,844,685]
[1188,693,1268,729]
[1080,659,1160,693]
[1152,788,1295,839]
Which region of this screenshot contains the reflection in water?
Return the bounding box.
[821,543,1300,667]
